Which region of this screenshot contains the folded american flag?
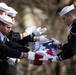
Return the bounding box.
[33,40,58,65]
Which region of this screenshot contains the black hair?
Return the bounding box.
[69,9,76,16]
[0,21,6,26]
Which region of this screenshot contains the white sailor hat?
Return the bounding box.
[8,7,18,17]
[0,2,9,12]
[0,15,13,26]
[59,4,75,16]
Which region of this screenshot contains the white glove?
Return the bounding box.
[28,51,35,60]
[51,38,60,45]
[7,57,16,65]
[39,35,49,43]
[51,56,58,62]
[25,26,36,35]
[34,27,47,36]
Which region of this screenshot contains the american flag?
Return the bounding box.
[33,40,58,56]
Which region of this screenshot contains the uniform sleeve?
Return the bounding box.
[57,22,76,60]
[69,23,76,54]
[57,43,74,60]
[7,30,34,46]
[5,41,30,52]
[7,30,21,41]
[17,35,34,46]
[70,22,76,35]
[0,40,23,58]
